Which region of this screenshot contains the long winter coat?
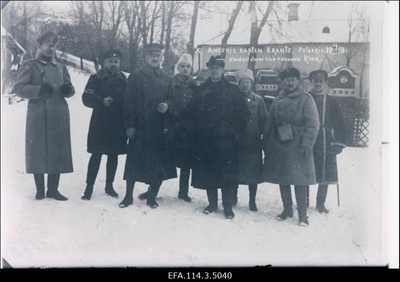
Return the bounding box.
[262,87,320,185]
[237,91,268,185]
[310,90,346,184]
[171,74,198,168]
[123,65,177,184]
[14,54,75,174]
[82,69,127,155]
[187,76,250,189]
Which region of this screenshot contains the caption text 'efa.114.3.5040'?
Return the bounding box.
[168,272,233,280]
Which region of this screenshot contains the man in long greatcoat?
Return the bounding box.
[262,67,320,226]
[119,43,177,209]
[187,55,250,219]
[307,70,346,213]
[14,31,75,201]
[232,69,268,212]
[81,50,128,200]
[171,53,198,202]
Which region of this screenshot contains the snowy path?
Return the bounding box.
[1,68,384,267]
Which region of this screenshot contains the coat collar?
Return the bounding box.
[35,53,57,66]
[174,74,197,87]
[142,64,163,78]
[278,86,305,100]
[202,75,230,88]
[309,89,328,96]
[242,91,256,101]
[95,68,126,81]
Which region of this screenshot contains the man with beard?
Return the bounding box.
[81,50,128,200]
[119,43,177,209]
[186,55,250,219]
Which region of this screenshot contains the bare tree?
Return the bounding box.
[125,1,140,72]
[247,1,274,72]
[70,1,101,70]
[149,1,162,44]
[104,1,127,50]
[221,1,244,59]
[162,1,186,73]
[139,1,149,46]
[346,3,369,67]
[160,1,166,44]
[187,0,200,57]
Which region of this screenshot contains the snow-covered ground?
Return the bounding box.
[1,67,386,268]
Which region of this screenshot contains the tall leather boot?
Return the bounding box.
[34,174,45,200]
[306,185,310,208]
[295,185,309,226]
[178,167,191,202]
[47,174,68,201]
[105,155,118,198]
[119,180,135,208]
[276,185,293,221]
[222,187,235,219]
[138,186,150,200]
[82,154,101,200]
[203,187,218,214]
[316,184,329,213]
[147,181,162,208]
[232,186,238,207]
[249,184,258,212]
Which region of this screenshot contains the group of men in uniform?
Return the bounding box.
[14,31,346,226]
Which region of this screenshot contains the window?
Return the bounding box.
[322,26,330,34]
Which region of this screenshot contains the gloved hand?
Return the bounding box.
[103,96,114,107]
[330,143,345,155]
[126,127,136,140]
[157,102,168,113]
[60,82,73,96]
[301,145,312,158]
[39,83,53,98]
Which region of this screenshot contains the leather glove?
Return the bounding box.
[39,83,53,98]
[301,145,312,158]
[126,128,136,140]
[60,82,73,96]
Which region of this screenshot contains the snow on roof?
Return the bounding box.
[1,25,26,54]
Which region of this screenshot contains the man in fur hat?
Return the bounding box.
[170,53,198,202]
[262,67,320,226]
[232,69,268,212]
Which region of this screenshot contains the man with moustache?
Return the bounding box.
[170,53,198,202]
[232,69,268,212]
[186,55,250,219]
[119,43,177,209]
[262,67,319,226]
[81,50,127,200]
